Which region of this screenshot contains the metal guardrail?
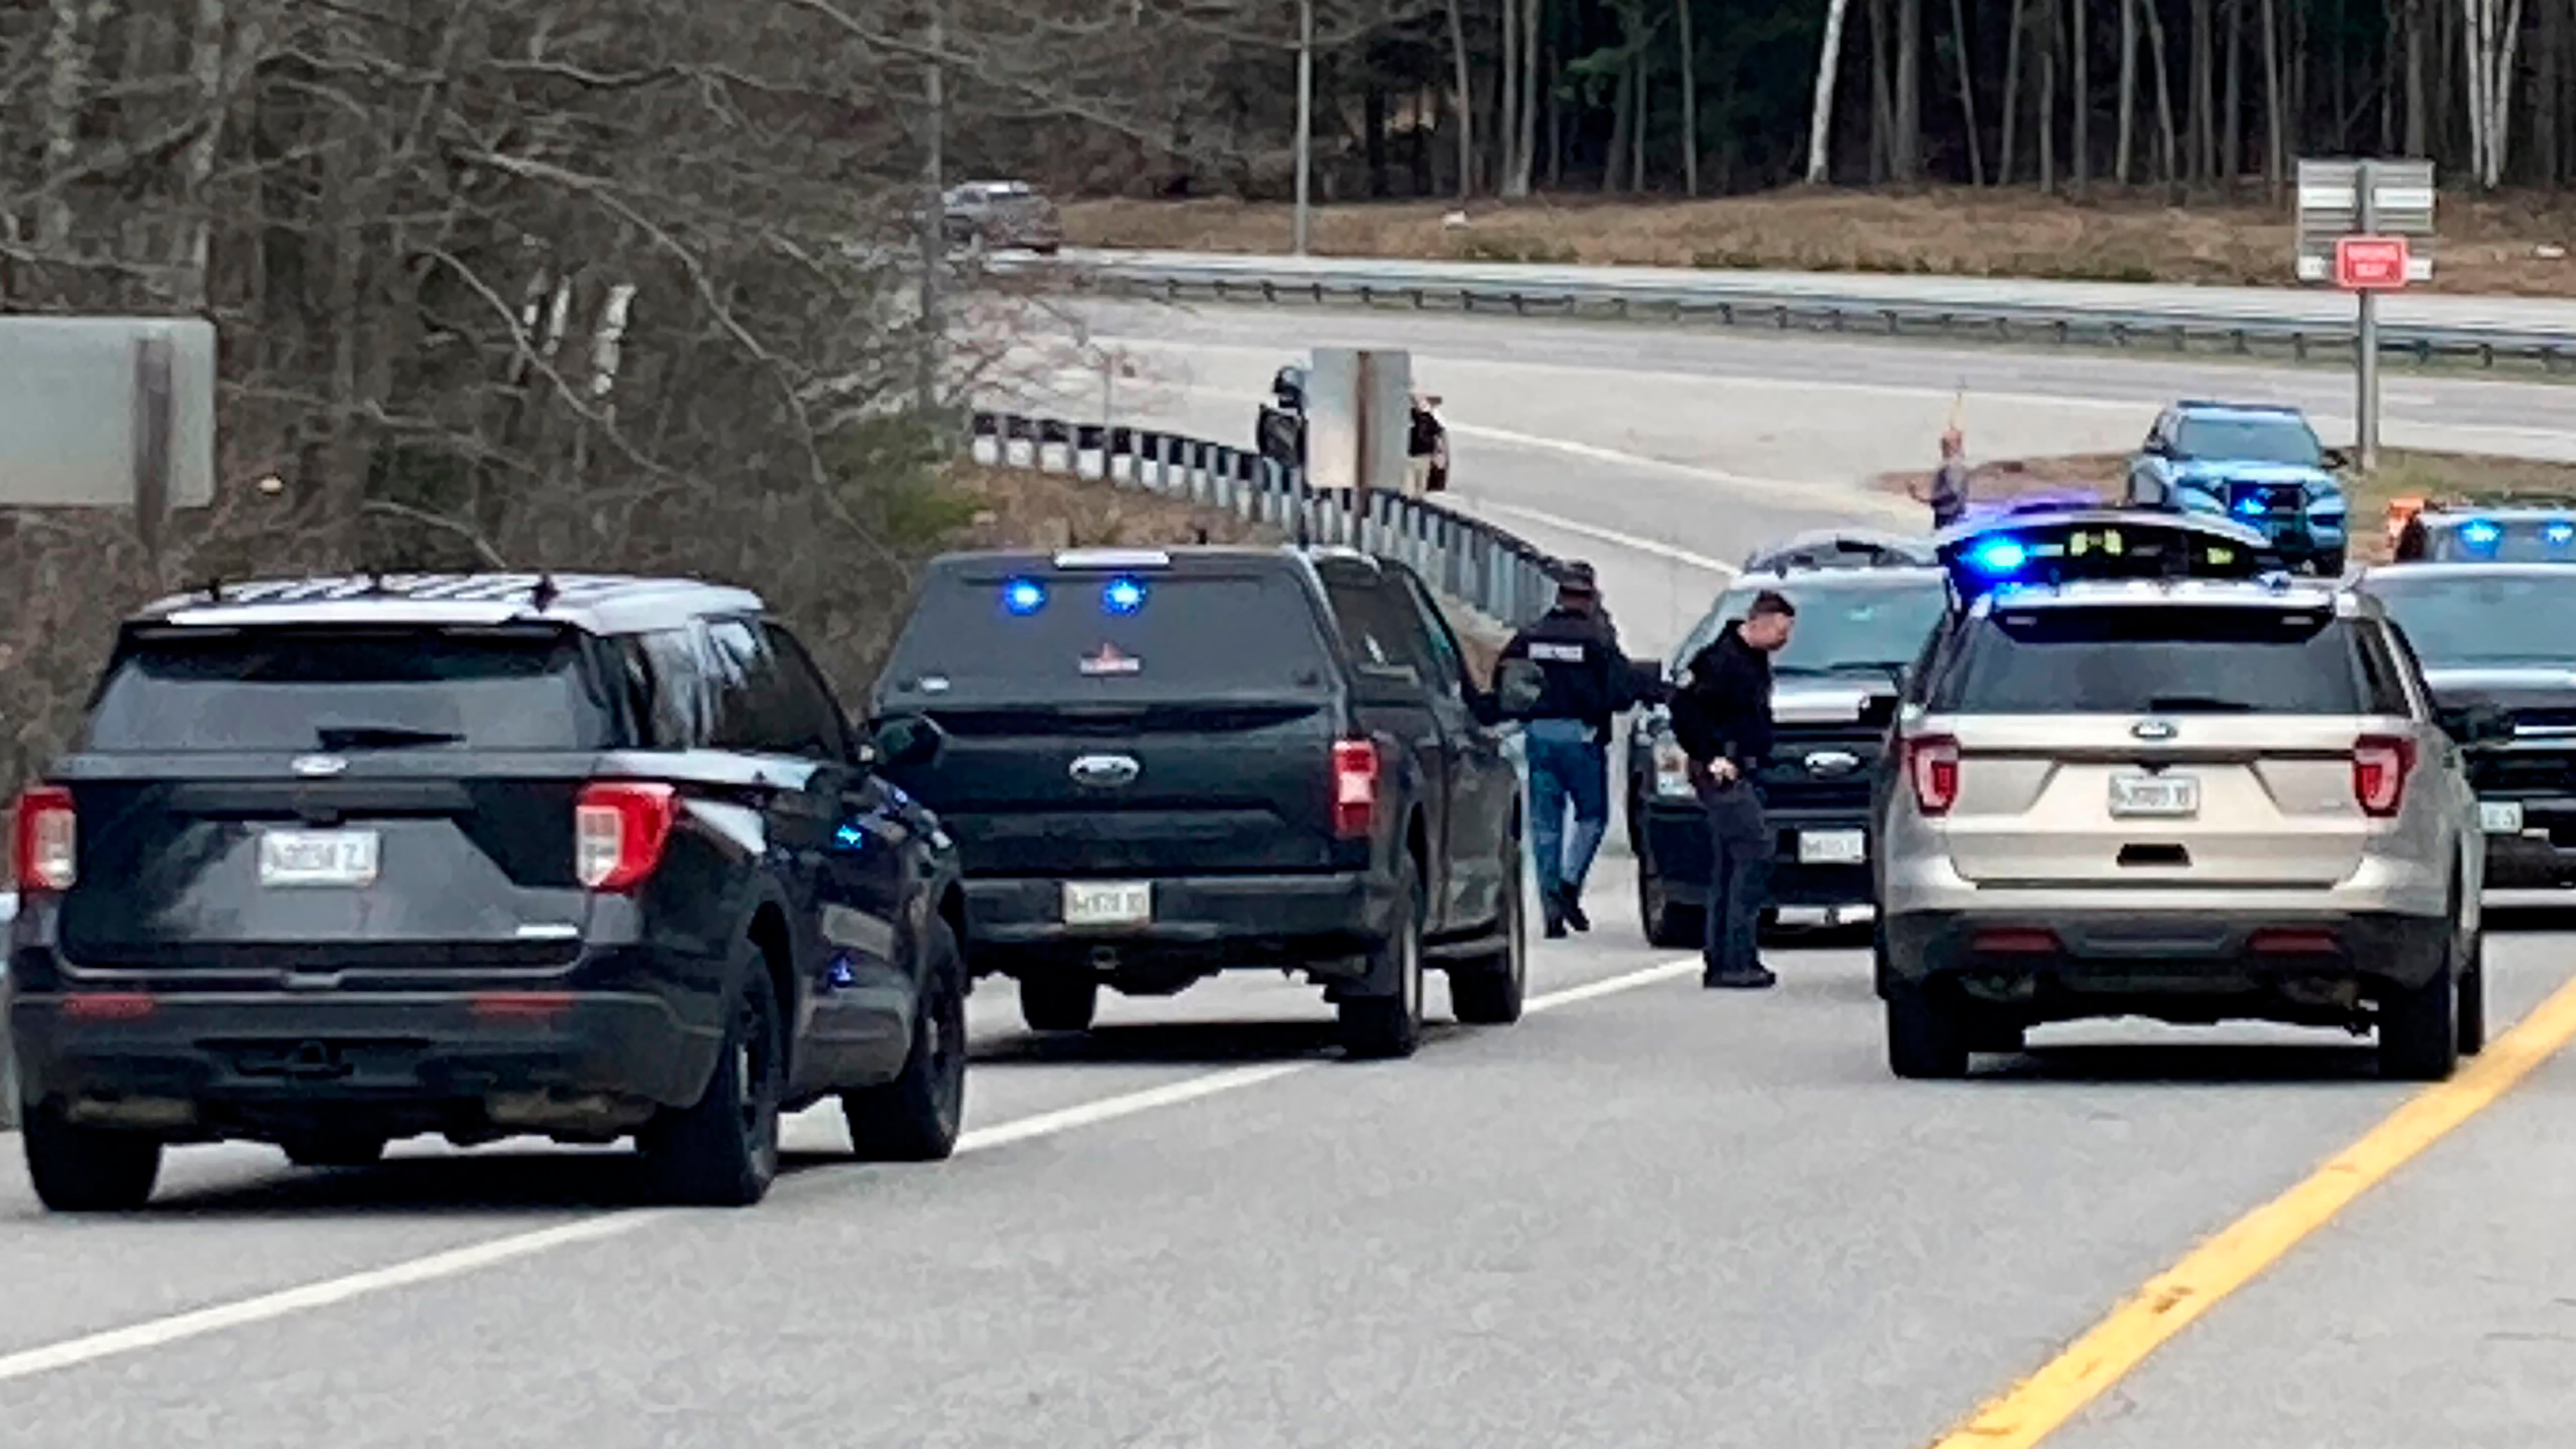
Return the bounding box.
[968,411,1563,626]
[1021,252,2576,376]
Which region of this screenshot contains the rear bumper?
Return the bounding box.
[1638,797,1876,909]
[963,870,1396,979]
[2479,798,2576,887]
[1882,908,2451,999]
[7,988,720,1138]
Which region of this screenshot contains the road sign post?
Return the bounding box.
[0,317,216,553]
[2296,158,2435,475]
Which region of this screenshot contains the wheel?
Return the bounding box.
[1339,865,1425,1060]
[643,952,784,1207]
[282,1132,388,1170]
[2458,930,2487,1057]
[2313,547,2349,578]
[1018,973,1098,1033]
[1451,832,1527,1027]
[1885,983,1970,1080]
[1637,865,1701,951]
[23,1103,162,1212]
[845,918,969,1162]
[2377,943,2461,1083]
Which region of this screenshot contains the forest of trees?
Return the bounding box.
[975,0,2576,199]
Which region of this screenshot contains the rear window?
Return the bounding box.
[875,568,1335,704]
[82,626,619,752]
[2422,518,2576,564]
[1676,578,1948,678]
[1927,605,2369,715]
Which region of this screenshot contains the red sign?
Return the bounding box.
[2334,236,2412,291]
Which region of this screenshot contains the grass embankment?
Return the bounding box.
[1064,186,2576,296]
[1873,451,2576,563]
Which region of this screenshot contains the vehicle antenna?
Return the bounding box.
[530,572,560,611]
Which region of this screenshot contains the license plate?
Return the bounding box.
[1797,829,1866,865]
[2481,800,2526,834]
[1062,881,1151,927]
[258,829,381,887]
[2108,773,2200,818]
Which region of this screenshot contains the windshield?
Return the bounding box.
[1675,579,1948,678]
[1929,605,2368,714]
[2174,415,2324,468]
[2366,573,2576,666]
[82,626,618,752]
[876,567,1336,705]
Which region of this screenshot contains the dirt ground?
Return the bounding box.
[1874,450,2576,562]
[1064,186,2576,295]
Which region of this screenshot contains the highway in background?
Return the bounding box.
[6,304,2576,1447]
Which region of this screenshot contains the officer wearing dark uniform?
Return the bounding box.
[1669,589,1798,988]
[1498,562,1634,938]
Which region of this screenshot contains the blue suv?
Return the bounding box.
[2124,401,2351,576]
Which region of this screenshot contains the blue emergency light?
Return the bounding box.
[2548,522,2575,546]
[1102,576,1147,615]
[1002,578,1048,615]
[1968,538,2029,575]
[2460,519,2503,549]
[2235,496,2267,517]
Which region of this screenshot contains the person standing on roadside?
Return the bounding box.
[1498,561,1632,939]
[1406,393,1449,498]
[1669,590,1798,989]
[1910,427,1971,530]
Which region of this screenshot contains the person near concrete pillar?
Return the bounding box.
[1406,393,1448,498]
[1909,428,1971,529]
[1497,560,1633,939]
[1669,589,1798,989]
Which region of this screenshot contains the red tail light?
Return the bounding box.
[1331,739,1381,839]
[2352,735,2416,818]
[575,782,679,891]
[1907,735,1961,816]
[1971,927,2060,955]
[12,784,76,893]
[2251,927,2341,955]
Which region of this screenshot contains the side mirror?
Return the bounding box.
[2321,447,2353,470]
[1493,658,1544,717]
[869,714,947,770]
[2141,436,2170,456]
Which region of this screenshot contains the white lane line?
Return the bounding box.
[0,955,1702,1385]
[1462,498,1741,577]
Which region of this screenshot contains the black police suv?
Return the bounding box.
[871,546,1526,1059]
[7,574,967,1212]
[2360,562,2576,888]
[1627,559,1950,948]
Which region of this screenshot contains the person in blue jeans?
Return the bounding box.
[1498,562,1637,938]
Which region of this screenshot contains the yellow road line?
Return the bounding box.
[1926,969,2576,1449]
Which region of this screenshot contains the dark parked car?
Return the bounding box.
[1627,560,1950,946]
[8,573,968,1212]
[870,546,1526,1058]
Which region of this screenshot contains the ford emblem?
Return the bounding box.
[1069,753,1141,789]
[1803,750,1861,776]
[291,754,348,778]
[2131,719,2178,741]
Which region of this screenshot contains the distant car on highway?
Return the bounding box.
[1626,549,1949,946]
[870,546,1526,1058]
[2124,400,2351,576]
[1873,512,2491,1082]
[8,574,970,1212]
[942,180,1065,254]
[2357,562,2576,888]
[2385,496,2576,564]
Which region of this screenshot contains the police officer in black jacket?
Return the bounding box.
[1668,589,1798,988]
[1498,561,1634,939]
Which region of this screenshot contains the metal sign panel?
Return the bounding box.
[1303,347,1411,495]
[2295,158,2436,284]
[0,317,216,509]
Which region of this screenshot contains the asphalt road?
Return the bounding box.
[9,307,2576,1446]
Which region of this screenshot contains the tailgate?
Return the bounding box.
[893,702,1346,877]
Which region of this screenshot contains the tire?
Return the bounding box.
[2458,930,2488,1058]
[1637,866,1701,951]
[283,1132,389,1170]
[23,1104,162,1213]
[1339,866,1425,1060]
[2378,942,2461,1083]
[2314,547,2349,579]
[1451,833,1527,1027]
[1018,973,1098,1034]
[845,918,969,1163]
[644,953,784,1207]
[1885,983,1970,1080]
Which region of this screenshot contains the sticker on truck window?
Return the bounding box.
[1079,643,1141,676]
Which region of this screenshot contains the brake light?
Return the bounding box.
[12,784,75,893]
[1332,739,1381,838]
[575,782,679,890]
[2251,927,2341,955]
[1907,736,1961,816]
[2352,735,2416,818]
[1971,928,2060,955]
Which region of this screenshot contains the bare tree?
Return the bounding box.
[1808,0,1857,182]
